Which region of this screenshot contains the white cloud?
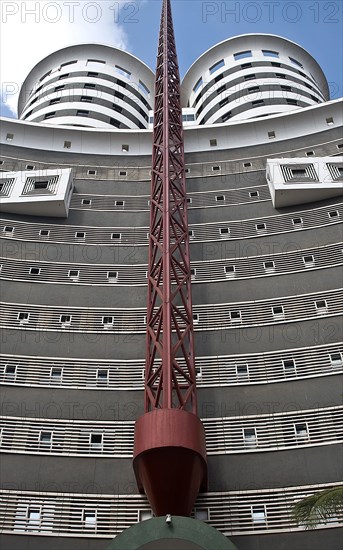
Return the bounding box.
[0,0,130,116]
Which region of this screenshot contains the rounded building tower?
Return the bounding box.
[18,44,155,129]
[181,34,330,124]
[0,25,342,550]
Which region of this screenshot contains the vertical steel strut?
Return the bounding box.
[133,0,207,517]
[145,0,197,413]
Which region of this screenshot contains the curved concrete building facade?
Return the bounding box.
[0,32,342,550]
[18,44,155,129]
[181,34,329,124]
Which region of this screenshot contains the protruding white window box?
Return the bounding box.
[0,169,73,218]
[266,157,343,208]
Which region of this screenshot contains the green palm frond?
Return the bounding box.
[292,487,343,528]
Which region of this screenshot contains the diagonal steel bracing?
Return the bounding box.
[145,0,197,413]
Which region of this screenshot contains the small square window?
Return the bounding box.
[194,509,209,521]
[83,509,97,528]
[139,510,153,522]
[252,506,266,523]
[244,428,257,446]
[82,199,91,205]
[115,200,125,207]
[326,117,334,125]
[243,162,252,168]
[87,170,97,176]
[195,366,202,379]
[230,310,241,322]
[90,433,102,448]
[249,191,259,198]
[330,353,342,368]
[26,164,35,170]
[212,166,221,172]
[68,270,80,280]
[303,255,315,266]
[256,223,266,232]
[51,367,62,381]
[111,233,121,240]
[122,144,129,152]
[315,300,327,313]
[306,151,314,157]
[18,312,29,323]
[295,422,308,439]
[210,139,217,147]
[186,197,192,204]
[292,217,303,227]
[219,227,230,236]
[236,364,249,379]
[39,431,52,444]
[39,229,50,237]
[337,143,343,150]
[283,359,296,375]
[64,141,72,149]
[97,369,109,382]
[193,314,199,324]
[224,265,235,277]
[329,211,339,219]
[185,168,190,174]
[75,232,85,239]
[4,365,17,381]
[6,133,14,141]
[264,261,275,274]
[33,180,49,190]
[4,226,14,234]
[28,507,41,526]
[107,271,118,282]
[188,230,194,238]
[29,267,41,275]
[272,305,284,319]
[190,268,196,280]
[60,315,71,326]
[102,316,114,327]
[289,167,309,179]
[215,195,225,202]
[119,171,127,176]
[268,131,276,139]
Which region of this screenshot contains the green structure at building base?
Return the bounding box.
[106,516,238,550]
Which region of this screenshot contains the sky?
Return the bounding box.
[1,0,342,118]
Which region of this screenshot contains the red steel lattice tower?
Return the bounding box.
[133,0,207,517]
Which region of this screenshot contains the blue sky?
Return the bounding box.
[1,0,342,118]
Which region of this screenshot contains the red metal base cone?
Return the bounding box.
[133,408,208,517]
